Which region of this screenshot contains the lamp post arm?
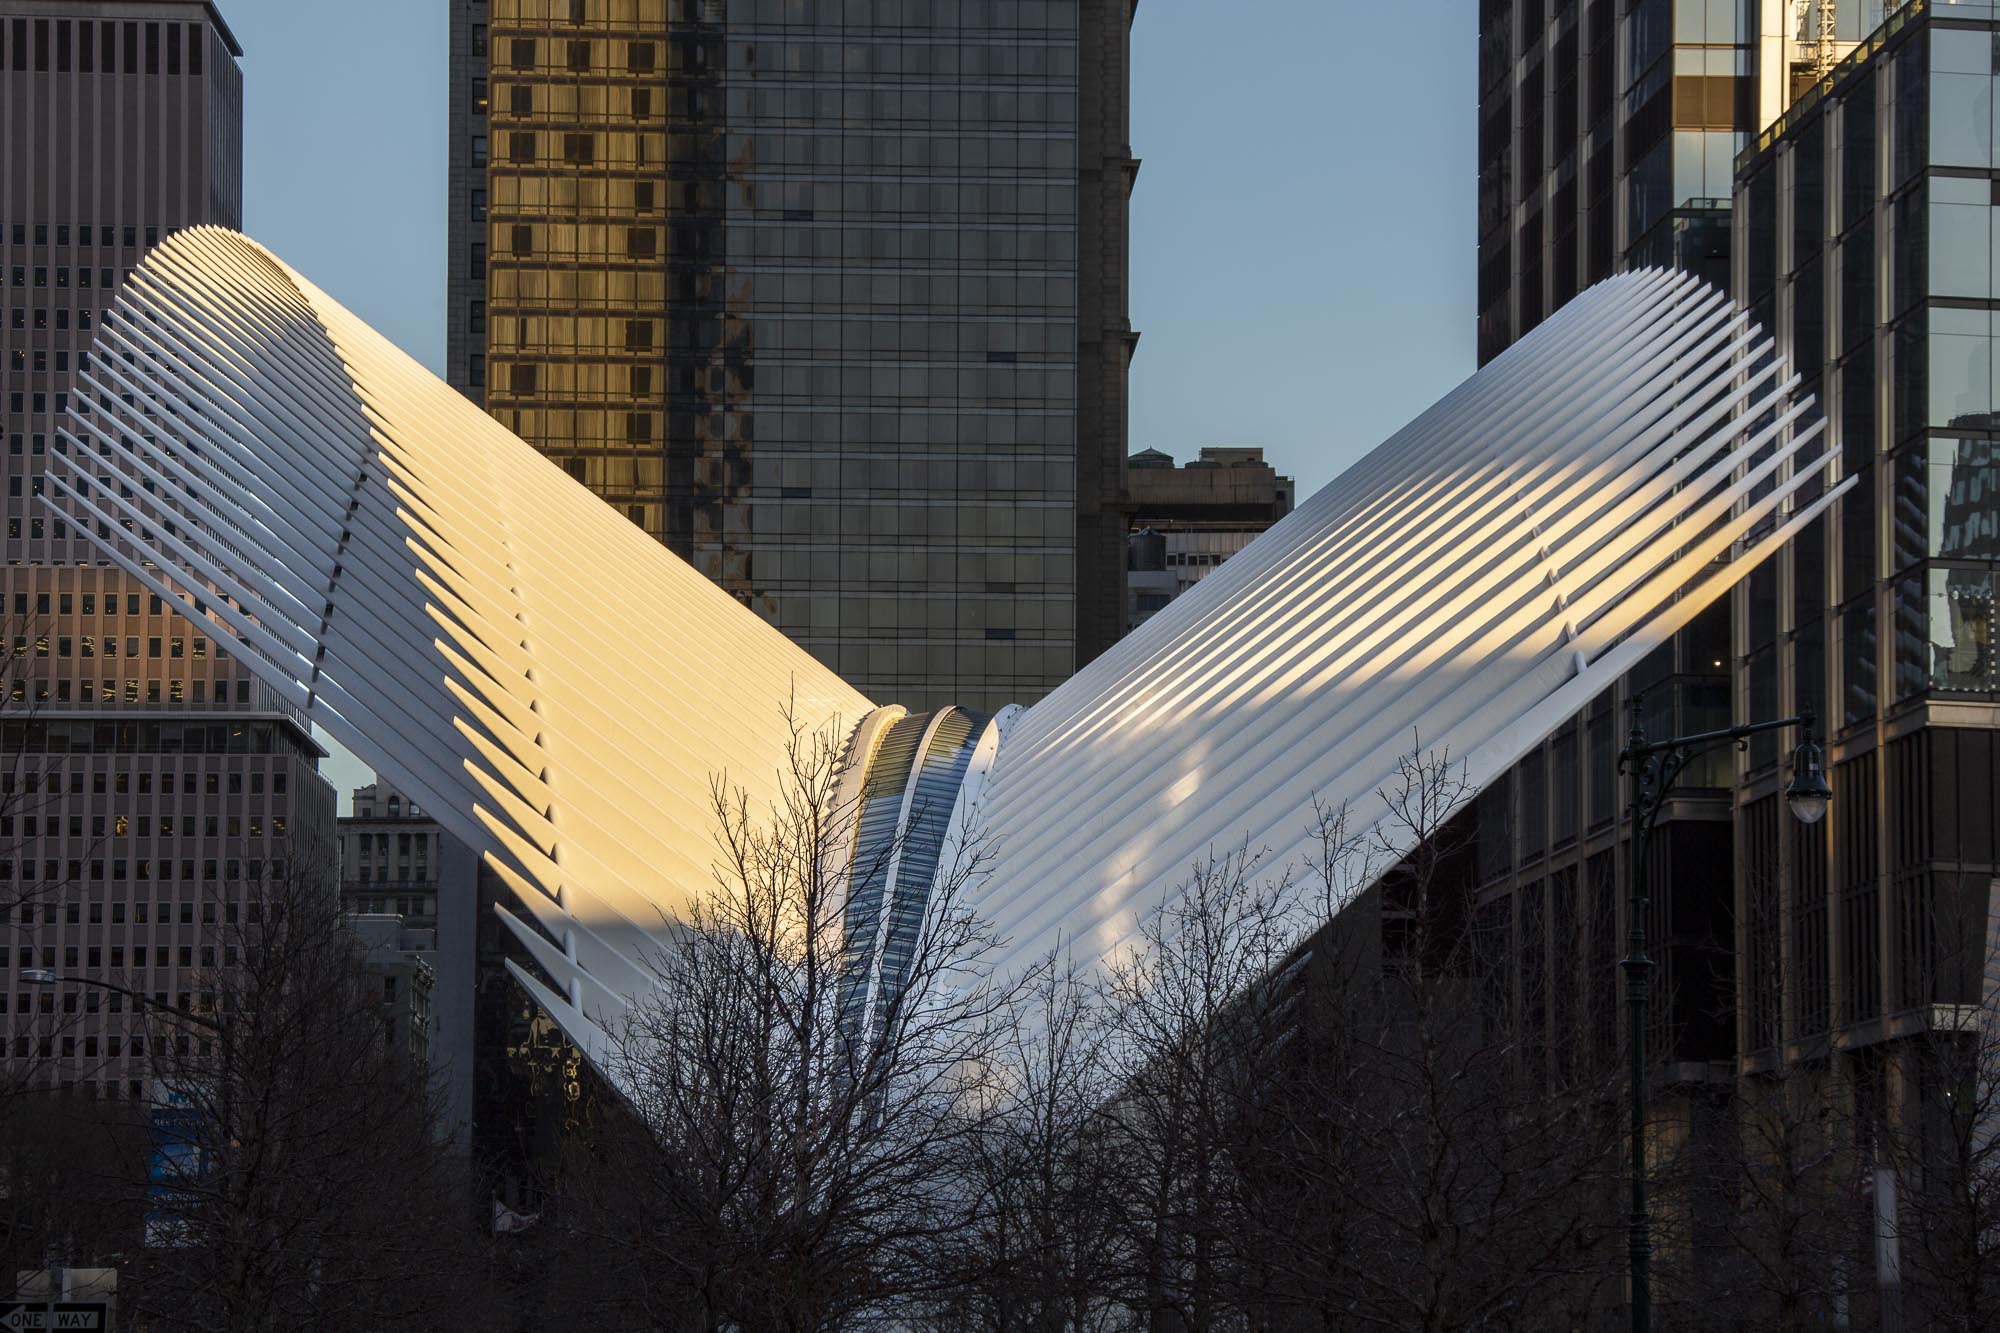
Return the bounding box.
[69,974,225,1034]
[1626,711,1804,761]
[1620,711,1811,839]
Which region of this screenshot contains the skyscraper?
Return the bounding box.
[0,1,336,1100]
[1471,3,2000,1309]
[446,0,1135,713]
[1474,0,1891,365]
[1468,1,1914,997]
[1731,0,1999,1099]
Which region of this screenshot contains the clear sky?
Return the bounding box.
[212,0,1480,799]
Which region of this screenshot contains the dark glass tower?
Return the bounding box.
[1474,0,1893,365]
[1733,0,2000,1078]
[447,0,1136,714]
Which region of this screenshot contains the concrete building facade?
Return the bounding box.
[338,781,480,1148]
[445,0,1137,713]
[0,0,336,1102]
[1125,446,1292,627]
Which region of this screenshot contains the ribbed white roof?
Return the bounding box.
[48,235,1845,1065]
[971,267,1845,976]
[47,228,870,1061]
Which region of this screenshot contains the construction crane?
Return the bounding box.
[1793,0,1839,80]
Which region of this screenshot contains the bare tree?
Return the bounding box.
[925,953,1126,1332]
[120,844,502,1332]
[1679,1060,1859,1330]
[1232,743,1623,1329]
[1882,894,2000,1331]
[581,711,1017,1331]
[1093,838,1304,1331]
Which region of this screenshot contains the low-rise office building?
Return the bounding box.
[1126,447,1293,626]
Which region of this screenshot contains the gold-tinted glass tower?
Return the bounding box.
[450,0,1134,713]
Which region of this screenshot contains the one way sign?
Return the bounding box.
[0,1303,109,1331]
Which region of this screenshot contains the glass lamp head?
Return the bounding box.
[1785,737,1832,826]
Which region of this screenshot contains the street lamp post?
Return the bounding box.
[1616,697,1830,1333]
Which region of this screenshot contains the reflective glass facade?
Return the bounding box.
[1736,3,2000,1052]
[448,0,1134,713]
[1475,0,1833,364]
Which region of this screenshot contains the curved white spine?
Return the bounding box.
[47,228,871,1063]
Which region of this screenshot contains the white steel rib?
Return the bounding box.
[45,228,870,1065]
[963,267,1848,977]
[46,231,1848,1066]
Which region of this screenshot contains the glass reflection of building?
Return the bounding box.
[1735,3,2000,1071]
[446,0,1135,715]
[1469,0,1999,1152]
[1476,0,1897,367]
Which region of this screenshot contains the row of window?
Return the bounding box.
[0,856,287,883]
[346,867,434,885]
[2,224,157,250]
[15,945,223,973]
[3,307,94,333]
[4,265,129,292]
[0,720,290,756]
[480,0,1079,39]
[4,390,67,417]
[1,18,207,78]
[6,347,72,374]
[4,678,250,706]
[1,813,287,839]
[502,35,658,73]
[13,634,211,659]
[7,775,283,809]
[11,589,171,618]
[13,895,274,927]
[344,895,436,916]
[352,828,434,847]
